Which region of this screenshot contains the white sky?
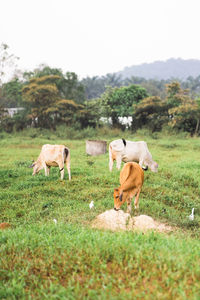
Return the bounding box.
[1,0,200,79]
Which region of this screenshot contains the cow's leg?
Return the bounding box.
[126,198,132,214]
[58,161,65,180]
[134,188,141,210]
[44,164,49,176]
[116,155,122,170]
[65,153,71,181]
[109,147,114,171]
[109,158,114,172]
[60,168,65,180]
[46,166,50,176]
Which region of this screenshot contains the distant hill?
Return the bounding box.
[117,58,200,80]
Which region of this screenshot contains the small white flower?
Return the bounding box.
[53,219,58,224]
[89,201,94,209]
[189,208,194,221]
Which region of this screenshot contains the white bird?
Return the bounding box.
[53,218,58,224]
[89,201,94,209]
[189,208,194,221]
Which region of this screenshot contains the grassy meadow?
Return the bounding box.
[0,127,200,299]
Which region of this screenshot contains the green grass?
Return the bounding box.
[0,128,200,299]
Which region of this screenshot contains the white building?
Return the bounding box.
[5,107,24,117]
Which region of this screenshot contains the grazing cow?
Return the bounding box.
[114,162,144,213]
[109,138,158,172]
[29,144,71,180]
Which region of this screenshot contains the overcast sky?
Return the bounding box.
[1,0,200,79]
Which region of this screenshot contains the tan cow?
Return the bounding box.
[29,144,71,180]
[114,162,144,213]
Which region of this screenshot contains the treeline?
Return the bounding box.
[1,43,200,135]
[81,73,200,100]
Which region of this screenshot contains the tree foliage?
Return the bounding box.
[22,75,61,128]
[21,74,94,129]
[23,66,85,104]
[133,96,169,132]
[100,84,148,128]
[168,98,200,135]
[0,43,19,85]
[1,78,23,108]
[1,42,200,135]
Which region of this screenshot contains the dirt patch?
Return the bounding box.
[91,209,172,233]
[0,222,11,230]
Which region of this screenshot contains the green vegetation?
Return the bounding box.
[100,85,148,128]
[0,128,200,299]
[1,44,200,135]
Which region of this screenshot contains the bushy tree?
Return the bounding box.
[1,78,23,107]
[78,100,101,128]
[81,73,122,100]
[133,96,169,132]
[22,75,61,128]
[164,81,200,134]
[168,99,200,135]
[166,81,189,107]
[55,99,83,125]
[100,84,148,128]
[22,74,96,130]
[23,66,85,104]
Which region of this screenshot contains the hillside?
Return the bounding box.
[118,58,200,80]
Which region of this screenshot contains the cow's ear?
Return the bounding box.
[29,163,35,168]
[119,191,123,201]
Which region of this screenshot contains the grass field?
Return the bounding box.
[0,128,200,299]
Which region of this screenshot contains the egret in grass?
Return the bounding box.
[189,208,194,221]
[89,201,94,209]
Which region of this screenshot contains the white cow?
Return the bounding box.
[29,144,71,180]
[109,139,158,172]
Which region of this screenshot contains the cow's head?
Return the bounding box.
[113,188,126,211]
[29,161,42,175]
[149,161,158,172]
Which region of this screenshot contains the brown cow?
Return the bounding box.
[114,162,144,213]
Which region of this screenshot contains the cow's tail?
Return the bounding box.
[122,138,126,146]
[64,147,70,166]
[64,147,71,180]
[64,147,69,159]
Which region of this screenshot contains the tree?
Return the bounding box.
[0,43,19,85]
[100,84,148,128]
[103,73,122,87]
[55,99,83,125]
[23,66,85,104]
[166,81,190,108]
[133,96,169,132]
[182,75,200,99]
[165,81,200,134]
[78,100,101,128]
[1,78,23,108]
[22,75,61,128]
[168,99,200,135]
[61,72,85,104]
[81,76,106,100]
